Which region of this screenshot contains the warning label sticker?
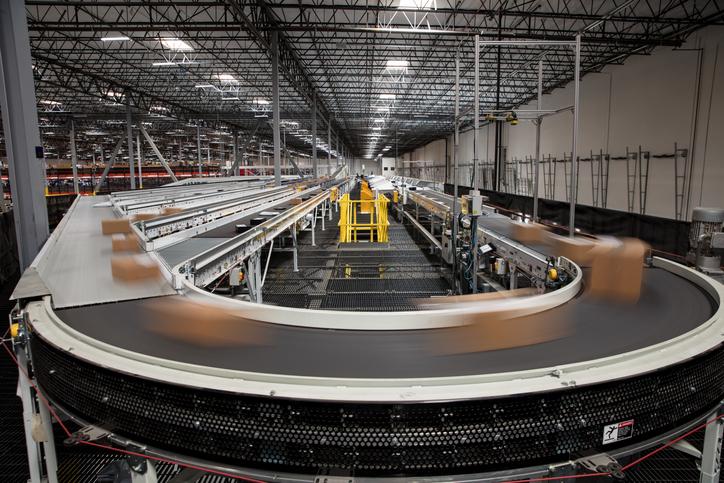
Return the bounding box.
[602,420,634,445]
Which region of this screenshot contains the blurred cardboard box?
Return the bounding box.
[111,255,160,282]
[101,218,131,235]
[511,222,550,244]
[161,207,185,215]
[111,234,141,253]
[132,213,159,222]
[589,238,649,303]
[549,234,596,265]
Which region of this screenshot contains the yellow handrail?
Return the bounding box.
[338,192,389,243]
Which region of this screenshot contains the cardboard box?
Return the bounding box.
[511,221,550,244]
[101,218,131,235]
[132,213,159,222]
[589,238,649,303]
[161,207,185,216]
[549,234,596,265]
[111,255,160,282]
[144,299,264,347]
[111,234,141,253]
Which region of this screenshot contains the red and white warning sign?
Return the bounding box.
[602,419,634,445]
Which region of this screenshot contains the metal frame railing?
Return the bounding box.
[338,192,389,243]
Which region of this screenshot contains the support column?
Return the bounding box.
[701,409,723,483]
[136,132,143,189]
[272,31,282,186]
[569,34,581,237]
[197,125,202,175]
[533,58,543,221]
[138,125,178,182]
[335,132,340,167]
[233,131,239,176]
[292,224,299,272]
[452,49,460,294]
[312,94,318,178]
[220,137,225,168]
[311,207,317,247]
[0,0,49,269]
[327,121,332,176]
[126,101,136,190]
[69,119,79,194]
[473,34,480,190]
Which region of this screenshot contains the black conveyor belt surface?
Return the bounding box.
[55,267,715,379]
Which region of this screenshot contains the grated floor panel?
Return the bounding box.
[261,206,451,311]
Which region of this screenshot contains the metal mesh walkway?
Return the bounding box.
[261,205,451,311]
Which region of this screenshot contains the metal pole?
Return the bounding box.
[312,93,318,178]
[569,34,581,237]
[138,124,178,182]
[701,408,723,483]
[533,58,543,221]
[136,132,143,189]
[233,131,239,176]
[452,49,460,294]
[470,35,480,293]
[473,34,480,190]
[272,31,282,186]
[292,224,299,272]
[126,101,135,190]
[0,0,49,269]
[69,119,79,194]
[327,121,332,176]
[197,125,202,175]
[336,132,340,167]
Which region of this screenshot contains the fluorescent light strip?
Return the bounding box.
[160,38,193,51]
[101,36,131,42]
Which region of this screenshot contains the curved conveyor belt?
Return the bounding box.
[54,267,715,379]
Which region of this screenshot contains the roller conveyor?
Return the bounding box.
[10,175,724,482]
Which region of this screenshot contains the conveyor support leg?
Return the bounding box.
[129,458,158,483]
[245,251,263,304]
[701,408,723,483]
[16,349,58,483]
[292,224,299,272]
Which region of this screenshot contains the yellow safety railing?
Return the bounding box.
[359,180,374,214]
[338,192,389,243]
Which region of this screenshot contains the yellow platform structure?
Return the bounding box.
[338,191,389,243]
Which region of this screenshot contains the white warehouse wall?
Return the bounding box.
[399,25,724,221]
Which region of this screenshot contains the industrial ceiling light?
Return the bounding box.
[39,99,62,105]
[398,0,436,9]
[379,93,396,100]
[386,59,409,72]
[100,35,131,42]
[195,84,216,89]
[152,61,177,66]
[372,126,382,130]
[218,74,239,83]
[160,38,193,51]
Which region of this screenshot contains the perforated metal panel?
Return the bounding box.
[31,336,724,477]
